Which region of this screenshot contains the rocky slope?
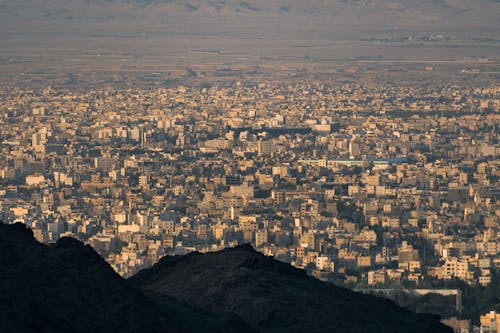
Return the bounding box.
[130,244,453,333]
[0,221,452,333]
[0,222,252,333]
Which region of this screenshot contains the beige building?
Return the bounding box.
[480,311,500,333]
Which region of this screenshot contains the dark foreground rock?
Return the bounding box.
[0,222,451,333]
[130,244,453,333]
[0,222,252,333]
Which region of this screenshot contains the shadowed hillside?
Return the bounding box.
[0,222,253,333]
[130,244,454,333]
[0,221,453,332]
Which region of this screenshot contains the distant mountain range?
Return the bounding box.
[0,0,498,37]
[0,222,452,333]
[0,0,497,75]
[2,0,497,16]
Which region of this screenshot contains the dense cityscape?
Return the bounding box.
[0,76,498,330]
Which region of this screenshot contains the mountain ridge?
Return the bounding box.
[0,222,253,333]
[0,0,497,76]
[130,243,454,333]
[0,221,454,332]
[0,0,497,37]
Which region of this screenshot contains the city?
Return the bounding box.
[0,0,499,331]
[0,76,498,330]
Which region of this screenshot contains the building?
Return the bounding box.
[480,311,500,333]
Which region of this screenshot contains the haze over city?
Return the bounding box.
[0,1,498,332]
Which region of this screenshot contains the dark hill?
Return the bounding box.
[130,244,453,333]
[0,222,452,333]
[0,222,252,333]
